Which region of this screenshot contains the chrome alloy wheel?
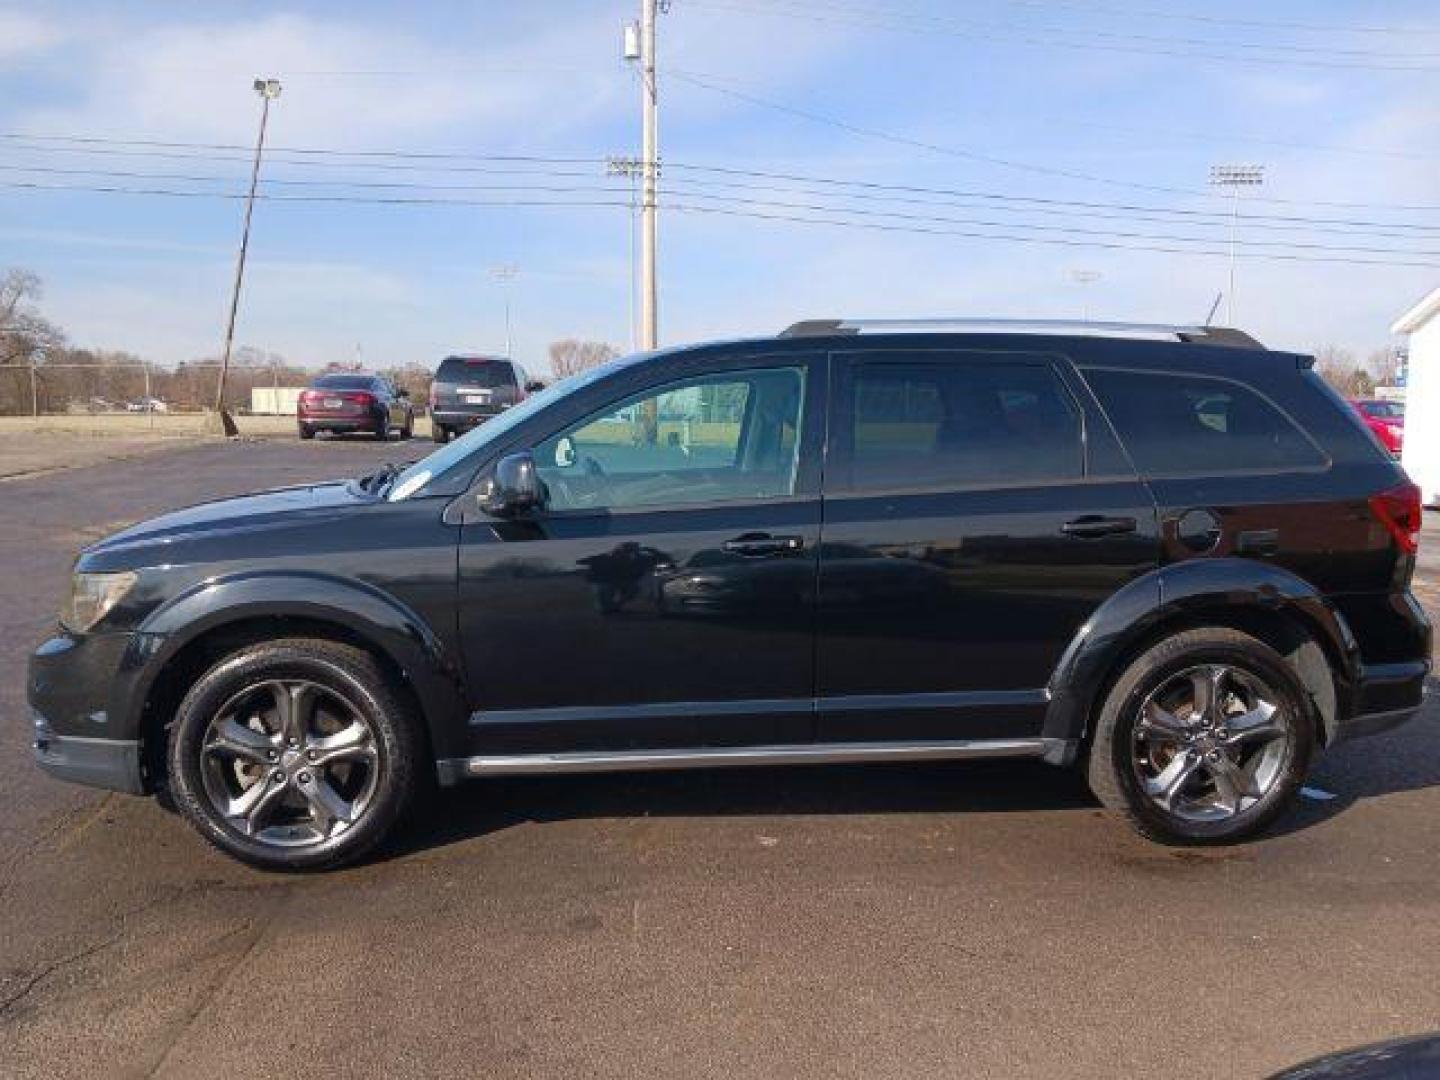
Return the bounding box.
[198,679,381,847]
[1130,663,1294,824]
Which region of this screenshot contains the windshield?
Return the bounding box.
[387,356,641,501]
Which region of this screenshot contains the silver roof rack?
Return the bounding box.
[779,318,1263,349]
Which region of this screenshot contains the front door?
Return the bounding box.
[456,352,825,754]
[815,348,1159,742]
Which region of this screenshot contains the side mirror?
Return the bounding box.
[525,380,547,393]
[481,451,543,517]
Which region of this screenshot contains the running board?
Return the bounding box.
[436,738,1063,784]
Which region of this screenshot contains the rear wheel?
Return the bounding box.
[432,424,449,444]
[1087,627,1314,845]
[167,638,420,871]
[298,424,315,441]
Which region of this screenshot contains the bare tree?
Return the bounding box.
[1367,347,1401,388]
[548,339,619,380]
[1314,345,1374,398]
[0,268,66,413]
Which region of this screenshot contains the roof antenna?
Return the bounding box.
[1204,292,1224,326]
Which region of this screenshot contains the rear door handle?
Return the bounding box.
[722,532,805,556]
[1061,515,1137,539]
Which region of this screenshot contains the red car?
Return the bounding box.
[1350,398,1404,455]
[297,373,414,441]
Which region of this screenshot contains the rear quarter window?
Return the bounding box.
[1082,367,1326,476]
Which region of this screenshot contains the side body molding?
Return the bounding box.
[116,571,467,757]
[1042,557,1362,748]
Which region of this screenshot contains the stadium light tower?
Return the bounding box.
[1068,268,1101,321]
[214,77,282,436]
[1208,163,1265,326]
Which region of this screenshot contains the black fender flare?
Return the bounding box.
[113,570,466,758]
[1043,558,1361,750]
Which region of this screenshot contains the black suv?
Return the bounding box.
[429,354,534,443]
[28,320,1430,870]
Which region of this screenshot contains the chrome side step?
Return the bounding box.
[436,738,1059,783]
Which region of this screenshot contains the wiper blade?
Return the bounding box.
[365,461,402,496]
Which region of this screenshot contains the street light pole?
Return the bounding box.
[489,264,518,358]
[214,77,281,436]
[1208,163,1264,327]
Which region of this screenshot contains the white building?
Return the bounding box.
[1393,286,1440,504]
[250,386,303,416]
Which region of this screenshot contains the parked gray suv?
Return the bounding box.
[429,354,535,443]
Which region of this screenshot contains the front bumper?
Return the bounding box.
[32,710,143,793]
[28,631,146,794]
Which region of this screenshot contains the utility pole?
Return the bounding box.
[1208,163,1264,327]
[214,77,281,436]
[607,155,642,351]
[627,0,661,351]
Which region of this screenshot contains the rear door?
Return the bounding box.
[815,347,1160,743]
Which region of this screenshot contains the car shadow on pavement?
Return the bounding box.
[1268,679,1440,838]
[385,757,1101,860]
[385,683,1440,860]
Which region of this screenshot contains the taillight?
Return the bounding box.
[344,391,374,405]
[1369,481,1422,554]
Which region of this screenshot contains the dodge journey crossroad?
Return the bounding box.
[29,318,1430,869]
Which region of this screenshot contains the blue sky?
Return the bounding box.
[2,0,1438,372]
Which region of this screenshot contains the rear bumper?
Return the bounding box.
[432,408,503,430]
[298,416,375,431]
[1332,659,1429,746]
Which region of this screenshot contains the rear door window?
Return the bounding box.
[1082,368,1325,475]
[842,355,1083,492]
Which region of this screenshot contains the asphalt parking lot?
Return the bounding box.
[3,436,1439,1080]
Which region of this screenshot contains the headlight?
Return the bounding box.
[61,571,138,633]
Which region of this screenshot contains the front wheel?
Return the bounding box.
[1087,627,1315,845]
[167,638,420,870]
[400,413,414,440]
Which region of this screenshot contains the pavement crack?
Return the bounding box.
[0,932,123,1017]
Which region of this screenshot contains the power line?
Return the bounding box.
[665,203,1440,269]
[11,158,1437,239]
[662,162,1440,230]
[725,0,1440,60]
[6,126,1440,220]
[666,69,1440,213]
[679,0,1440,72]
[7,177,1440,268]
[991,0,1440,37]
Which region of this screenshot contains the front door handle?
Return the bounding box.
[722,532,805,557]
[1061,515,1137,539]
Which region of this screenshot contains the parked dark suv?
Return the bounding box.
[29,319,1430,870]
[429,354,534,444]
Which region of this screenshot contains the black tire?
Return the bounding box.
[1086,627,1316,845]
[400,413,414,440]
[298,424,315,441]
[167,638,420,871]
[432,424,449,444]
[374,417,390,442]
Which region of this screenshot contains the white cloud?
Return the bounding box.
[0,9,64,61]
